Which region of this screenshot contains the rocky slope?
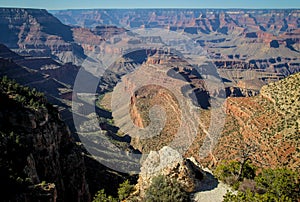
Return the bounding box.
[0,8,299,200]
[189,73,300,171]
[100,66,299,172]
[0,7,297,89]
[72,26,126,53]
[70,20,299,175]
[0,45,64,97]
[1,7,294,96]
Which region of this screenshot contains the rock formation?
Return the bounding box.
[53,9,299,33]
[135,146,203,198]
[52,9,300,93]
[0,8,299,201]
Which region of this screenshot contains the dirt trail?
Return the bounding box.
[191,168,232,202]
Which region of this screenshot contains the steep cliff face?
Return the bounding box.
[0,8,85,64]
[0,80,90,201]
[0,45,71,102]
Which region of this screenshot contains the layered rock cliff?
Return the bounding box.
[53,9,299,33]
[53,8,300,92]
[0,8,86,64]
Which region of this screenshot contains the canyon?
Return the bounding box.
[0,7,299,201]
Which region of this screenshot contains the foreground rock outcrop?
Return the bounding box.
[134,146,204,199]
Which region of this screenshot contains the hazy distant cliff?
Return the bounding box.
[52,9,300,33]
[53,9,300,87]
[0,8,86,64]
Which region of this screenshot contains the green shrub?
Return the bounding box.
[145,175,189,202]
[223,168,299,202]
[223,189,293,202]
[92,180,135,202]
[0,76,46,110]
[255,168,300,200]
[118,180,134,200]
[214,160,256,189]
[92,189,117,202]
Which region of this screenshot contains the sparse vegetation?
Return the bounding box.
[214,160,256,189]
[92,189,118,202]
[118,180,135,200]
[215,73,300,172]
[92,179,135,202]
[0,78,50,199]
[217,161,300,202]
[261,73,300,122]
[145,175,189,202]
[0,76,46,110]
